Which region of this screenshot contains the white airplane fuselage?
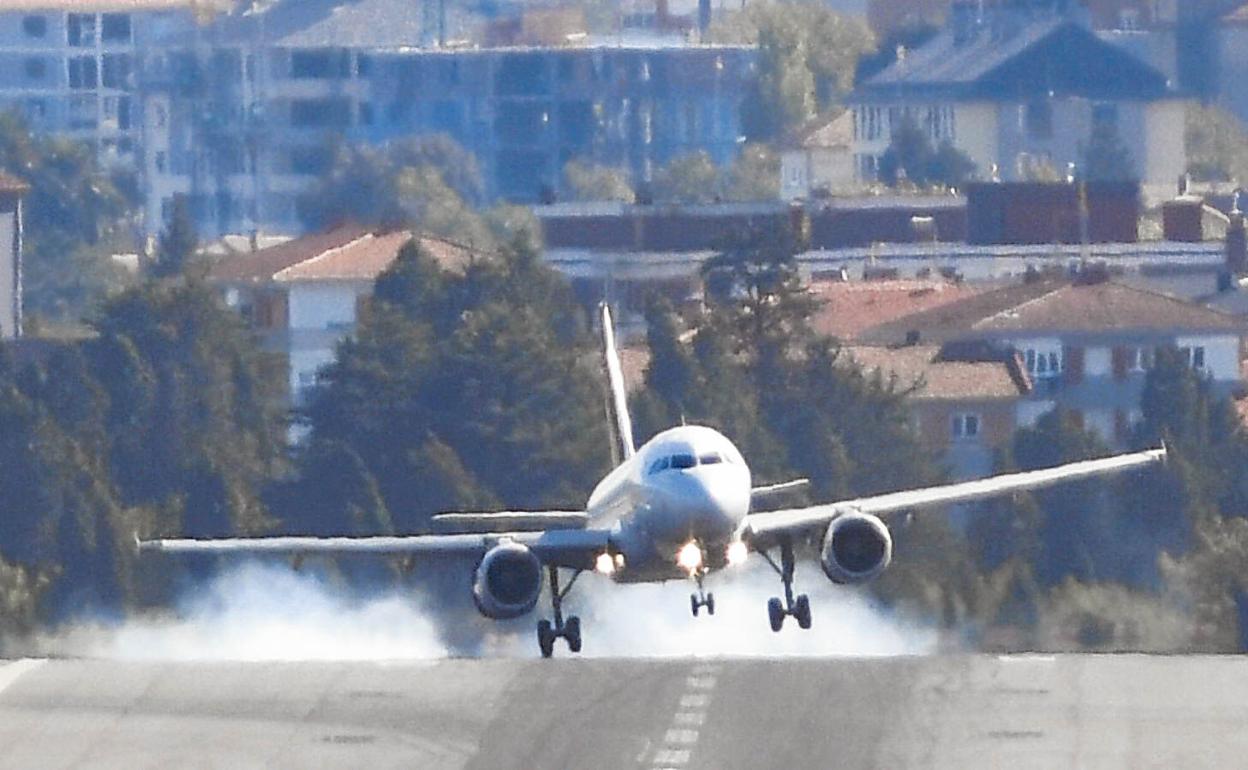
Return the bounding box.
[585,425,752,582]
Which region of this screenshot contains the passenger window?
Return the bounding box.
[671,454,696,469]
[648,457,669,475]
[699,452,723,465]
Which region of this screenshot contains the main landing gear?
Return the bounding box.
[690,570,715,617]
[759,538,811,632]
[537,565,583,658]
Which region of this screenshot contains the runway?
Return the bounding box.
[0,655,1244,769]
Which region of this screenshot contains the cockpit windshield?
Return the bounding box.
[647,450,730,475]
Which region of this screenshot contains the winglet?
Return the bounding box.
[601,303,636,462]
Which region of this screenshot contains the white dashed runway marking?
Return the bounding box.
[650,662,721,769]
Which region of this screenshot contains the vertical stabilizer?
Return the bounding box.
[601,304,636,462]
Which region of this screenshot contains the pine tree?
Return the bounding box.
[153,193,198,278]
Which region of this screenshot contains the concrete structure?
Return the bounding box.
[859,275,1245,446]
[0,0,221,170]
[139,0,755,237]
[208,225,482,411]
[0,171,26,339]
[850,16,1187,202]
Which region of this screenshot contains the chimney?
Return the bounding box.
[1227,190,1246,274]
[697,0,710,39]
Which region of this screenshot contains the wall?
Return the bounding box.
[0,206,15,338]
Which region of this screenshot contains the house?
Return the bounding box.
[0,171,27,339]
[843,342,1030,478]
[209,224,484,413]
[808,277,990,342]
[858,275,1245,446]
[779,113,854,200]
[850,13,1186,202]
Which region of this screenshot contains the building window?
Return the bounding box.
[100,13,130,42]
[68,56,98,89]
[1024,348,1063,378]
[1181,346,1207,371]
[102,54,130,88]
[1126,346,1153,372]
[22,15,46,38]
[1092,103,1119,132]
[952,413,980,439]
[1025,101,1053,140]
[155,151,166,173]
[24,58,46,80]
[67,13,96,47]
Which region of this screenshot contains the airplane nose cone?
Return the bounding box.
[663,471,748,540]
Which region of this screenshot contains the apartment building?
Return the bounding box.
[857,275,1245,448]
[139,0,754,238]
[0,0,219,169]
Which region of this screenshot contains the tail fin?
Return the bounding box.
[601,303,636,463]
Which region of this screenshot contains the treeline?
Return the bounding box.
[8,215,1248,652]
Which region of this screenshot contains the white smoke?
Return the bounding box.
[25,560,936,661]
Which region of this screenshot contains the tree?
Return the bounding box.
[88,280,286,537]
[652,151,720,204]
[152,193,197,278]
[878,117,976,188]
[0,111,137,323]
[563,159,634,202]
[1080,121,1135,182]
[298,134,492,245]
[712,1,875,141]
[722,143,780,201]
[294,237,611,533]
[1185,103,1248,184]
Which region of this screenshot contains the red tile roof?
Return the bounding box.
[843,344,1028,401]
[858,278,1241,344]
[209,226,486,284]
[0,171,29,194]
[810,279,991,341]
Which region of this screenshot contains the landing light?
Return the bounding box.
[677,541,703,573]
[595,552,616,575]
[726,540,749,566]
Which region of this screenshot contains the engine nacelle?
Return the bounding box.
[472,542,543,619]
[820,513,893,585]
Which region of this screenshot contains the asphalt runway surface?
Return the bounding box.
[0,655,1244,769]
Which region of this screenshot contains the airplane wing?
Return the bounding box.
[741,446,1166,542]
[138,528,613,570]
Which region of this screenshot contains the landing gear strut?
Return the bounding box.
[760,538,811,632]
[690,570,715,617]
[537,565,583,658]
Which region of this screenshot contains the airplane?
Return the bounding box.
[140,305,1167,657]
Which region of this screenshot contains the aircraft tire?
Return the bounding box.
[706,593,715,616]
[690,594,700,617]
[538,620,555,658]
[767,597,785,632]
[566,616,582,653]
[795,594,811,630]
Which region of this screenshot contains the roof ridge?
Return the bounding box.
[970,282,1064,329]
[272,231,377,281]
[1103,279,1238,319]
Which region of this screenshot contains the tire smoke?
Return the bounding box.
[21,560,936,661]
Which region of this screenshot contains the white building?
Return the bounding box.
[0,171,26,338]
[208,224,482,420]
[779,112,854,201]
[849,17,1186,203]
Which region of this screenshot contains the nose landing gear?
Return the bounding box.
[760,538,811,632]
[537,565,583,658]
[690,571,715,617]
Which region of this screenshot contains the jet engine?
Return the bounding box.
[820,513,893,584]
[472,542,543,619]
